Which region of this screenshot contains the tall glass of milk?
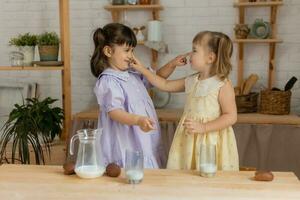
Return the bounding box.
[125,149,144,184]
[199,144,217,178]
[69,129,105,179]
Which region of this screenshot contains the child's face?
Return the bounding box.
[108,44,134,71]
[190,40,215,73]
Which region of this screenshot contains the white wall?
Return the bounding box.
[0,0,299,118]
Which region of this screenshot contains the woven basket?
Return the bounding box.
[259,90,291,115]
[235,92,259,113]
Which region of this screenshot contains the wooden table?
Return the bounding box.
[0,164,300,200]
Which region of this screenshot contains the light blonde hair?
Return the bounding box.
[192,31,233,80]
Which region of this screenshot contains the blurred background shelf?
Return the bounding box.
[0,66,64,71]
[0,0,72,140]
[233,38,283,43]
[73,107,300,125]
[104,4,163,11]
[234,1,283,7]
[234,0,283,89]
[104,0,163,70]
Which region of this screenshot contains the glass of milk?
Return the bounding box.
[199,144,217,178]
[125,149,144,184]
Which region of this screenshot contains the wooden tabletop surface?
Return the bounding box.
[0,164,299,200]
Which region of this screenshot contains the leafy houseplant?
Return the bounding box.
[37,32,60,61]
[0,97,64,164]
[9,33,37,46]
[9,33,37,66]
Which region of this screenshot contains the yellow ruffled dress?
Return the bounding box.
[167,74,239,171]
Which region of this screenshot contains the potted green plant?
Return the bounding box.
[0,97,64,164]
[9,33,37,66]
[37,32,60,61]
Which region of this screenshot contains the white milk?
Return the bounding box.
[126,170,144,182]
[199,163,217,177]
[75,165,105,179]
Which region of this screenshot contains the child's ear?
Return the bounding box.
[208,52,216,64]
[103,45,112,57]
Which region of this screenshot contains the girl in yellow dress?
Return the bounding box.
[130,31,239,171]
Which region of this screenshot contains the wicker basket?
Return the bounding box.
[235,92,259,113]
[259,90,291,115]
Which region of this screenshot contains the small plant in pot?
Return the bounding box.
[0,97,64,165]
[234,24,250,39]
[9,33,37,66]
[37,32,60,61]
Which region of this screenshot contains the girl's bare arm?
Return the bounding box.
[156,53,190,79]
[109,109,155,132]
[131,55,185,92]
[205,81,237,131]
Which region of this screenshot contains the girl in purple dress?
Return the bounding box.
[90,23,189,168]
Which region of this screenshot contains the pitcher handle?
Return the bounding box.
[70,134,79,155]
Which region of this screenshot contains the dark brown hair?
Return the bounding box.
[90,23,137,77]
[193,31,233,80]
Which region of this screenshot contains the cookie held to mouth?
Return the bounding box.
[181,57,187,65]
[128,58,136,65]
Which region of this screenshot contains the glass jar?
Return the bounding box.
[9,51,24,66]
[127,0,138,5]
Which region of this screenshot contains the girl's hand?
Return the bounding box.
[170,52,191,67]
[137,116,155,132]
[183,118,206,134]
[129,54,145,72]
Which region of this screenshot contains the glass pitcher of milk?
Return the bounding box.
[69,129,105,179]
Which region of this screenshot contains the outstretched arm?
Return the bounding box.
[183,81,237,133]
[109,109,155,132]
[156,53,190,79]
[131,54,185,92]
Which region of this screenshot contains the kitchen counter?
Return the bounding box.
[0,164,299,200]
[73,107,300,125]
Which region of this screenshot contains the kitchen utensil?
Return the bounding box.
[242,74,259,95]
[284,76,298,91]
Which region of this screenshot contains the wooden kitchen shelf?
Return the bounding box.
[156,110,300,125]
[234,1,283,7]
[104,4,163,11]
[233,38,283,43]
[234,0,283,89]
[104,1,163,70]
[0,0,72,140]
[0,66,64,71]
